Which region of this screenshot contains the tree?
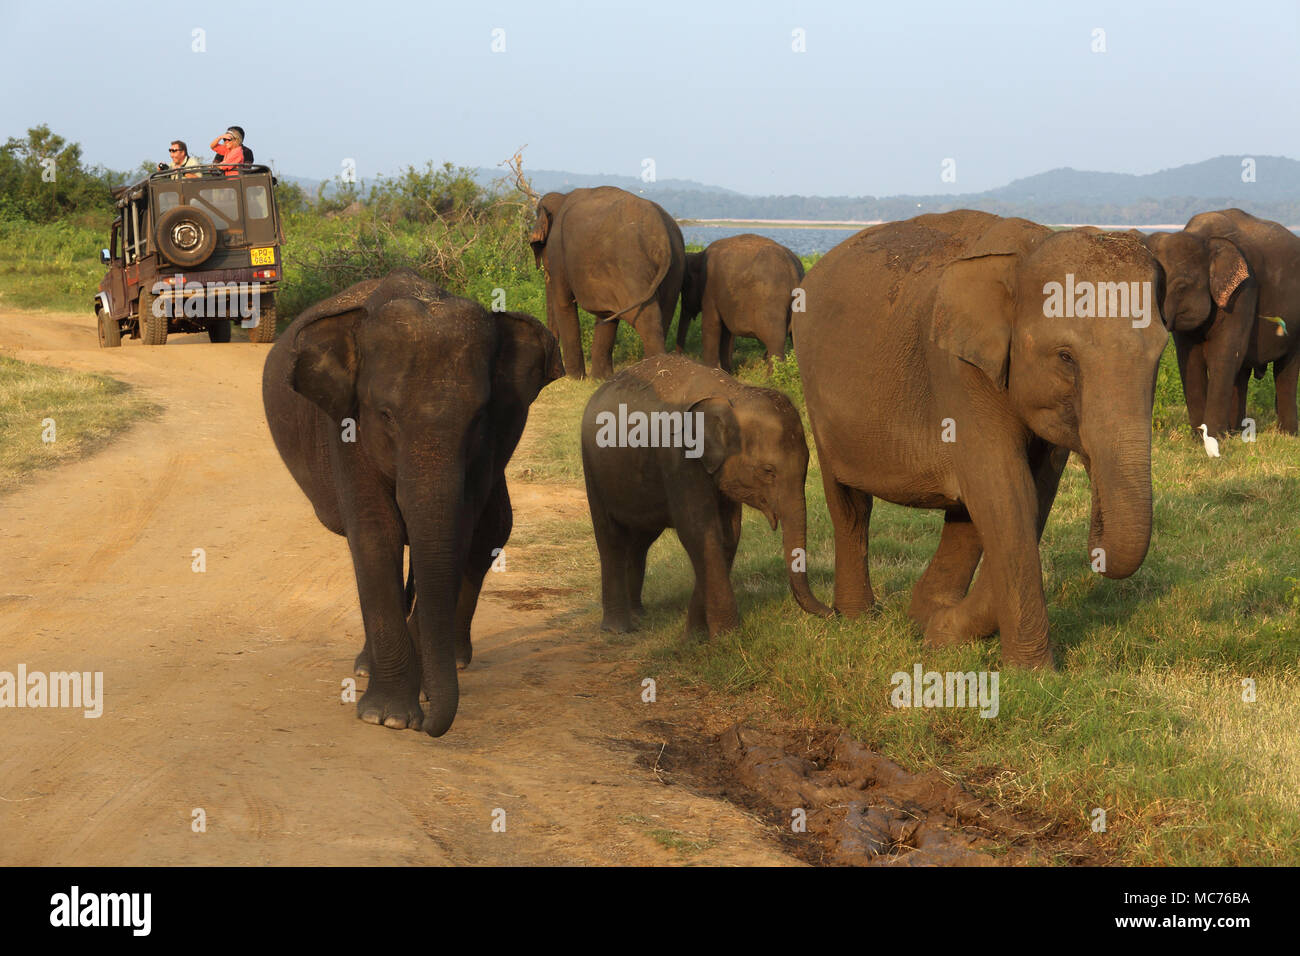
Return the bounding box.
[0,125,118,223]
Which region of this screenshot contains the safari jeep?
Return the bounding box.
[95,164,284,346]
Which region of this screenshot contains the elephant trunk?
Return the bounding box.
[1081,421,1153,580]
[399,480,467,737]
[779,474,833,618]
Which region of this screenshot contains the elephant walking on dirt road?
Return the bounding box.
[262,271,563,736]
[793,211,1168,669]
[530,186,685,380]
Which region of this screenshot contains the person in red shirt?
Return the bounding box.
[209,126,247,176]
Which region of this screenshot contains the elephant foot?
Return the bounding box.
[923,603,992,649]
[833,602,879,621]
[601,613,634,634]
[831,594,877,619]
[1001,639,1057,670]
[353,648,372,678]
[456,634,473,670]
[705,618,739,640]
[357,679,424,731]
[907,592,955,631]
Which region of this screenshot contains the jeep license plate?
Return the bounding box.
[250,247,275,266]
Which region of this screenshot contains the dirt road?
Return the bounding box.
[0,311,797,865]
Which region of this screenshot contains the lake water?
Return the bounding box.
[680,225,862,257]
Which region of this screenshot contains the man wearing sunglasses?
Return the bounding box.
[209,126,249,177]
[158,140,201,178]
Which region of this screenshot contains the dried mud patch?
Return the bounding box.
[634,719,1105,867]
[486,585,581,611]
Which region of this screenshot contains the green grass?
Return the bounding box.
[618,815,718,856]
[0,354,158,494]
[0,219,106,312]
[514,344,1300,866]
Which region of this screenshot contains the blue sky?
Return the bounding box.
[2,0,1296,195]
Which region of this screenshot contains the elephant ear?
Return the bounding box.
[528,193,566,267]
[689,396,741,476]
[528,206,550,248]
[489,311,564,465]
[289,282,378,422]
[930,253,1016,390]
[1206,237,1250,309]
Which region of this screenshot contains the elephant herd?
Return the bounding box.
[529,186,807,378]
[263,186,1299,736]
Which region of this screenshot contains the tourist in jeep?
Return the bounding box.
[210,126,248,176]
[158,140,201,177]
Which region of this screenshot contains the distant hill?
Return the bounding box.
[988,156,1299,204]
[288,156,1300,226]
[502,156,1300,225]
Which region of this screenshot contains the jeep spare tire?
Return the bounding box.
[155,205,218,267]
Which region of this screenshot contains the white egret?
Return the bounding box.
[1198,423,1220,458]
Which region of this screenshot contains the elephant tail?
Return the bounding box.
[404,557,416,616]
[596,245,675,326]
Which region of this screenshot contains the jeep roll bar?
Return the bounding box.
[143,163,276,184]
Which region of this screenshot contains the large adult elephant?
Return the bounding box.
[1181,209,1300,435]
[530,186,685,380]
[1138,228,1257,438]
[794,210,1168,668]
[676,233,804,372]
[263,270,563,736]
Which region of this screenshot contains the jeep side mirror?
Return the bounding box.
[100,248,111,264]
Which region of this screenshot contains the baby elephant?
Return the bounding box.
[581,353,831,637]
[677,233,805,372]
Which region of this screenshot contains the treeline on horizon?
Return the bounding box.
[7,125,1300,229]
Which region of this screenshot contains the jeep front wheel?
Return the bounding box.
[96,308,122,348]
[137,288,168,345]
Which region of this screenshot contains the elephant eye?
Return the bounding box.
[1057,349,1075,366]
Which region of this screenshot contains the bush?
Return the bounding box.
[276,168,542,323]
